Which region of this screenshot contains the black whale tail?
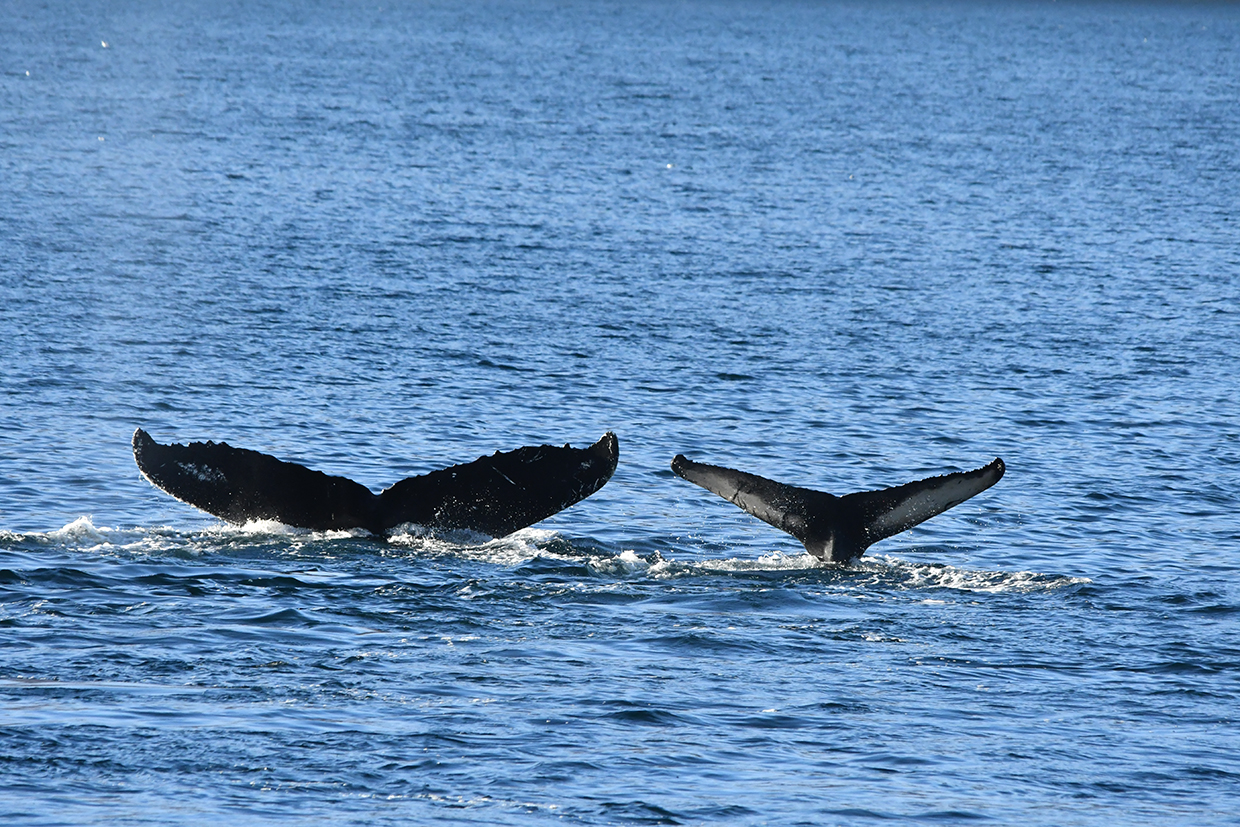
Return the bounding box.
[841,458,1005,552]
[375,431,619,536]
[133,428,378,531]
[671,454,1004,563]
[133,428,619,537]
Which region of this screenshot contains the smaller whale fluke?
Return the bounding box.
[133,428,619,537]
[671,454,1004,563]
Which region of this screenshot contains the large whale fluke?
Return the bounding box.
[671,454,1004,563]
[133,428,619,537]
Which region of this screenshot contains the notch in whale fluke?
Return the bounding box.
[670,453,1004,563]
[133,428,619,537]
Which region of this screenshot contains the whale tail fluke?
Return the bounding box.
[133,428,377,531]
[670,454,830,547]
[671,454,1004,562]
[376,431,619,536]
[841,458,1005,549]
[133,428,619,537]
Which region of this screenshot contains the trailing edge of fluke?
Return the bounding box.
[670,454,1005,563]
[132,428,619,537]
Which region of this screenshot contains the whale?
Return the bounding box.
[133,428,619,537]
[670,454,1005,563]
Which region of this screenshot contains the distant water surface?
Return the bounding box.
[2,1,1238,824]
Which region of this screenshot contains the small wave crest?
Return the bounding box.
[8,516,135,549]
[585,548,822,578]
[211,520,371,543]
[855,555,1090,593]
[3,517,202,558]
[2,517,293,559]
[49,515,110,544]
[582,548,1086,594]
[386,525,565,567]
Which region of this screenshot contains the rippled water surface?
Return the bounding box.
[3,0,1239,824]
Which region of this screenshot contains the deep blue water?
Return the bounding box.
[3,0,1239,824]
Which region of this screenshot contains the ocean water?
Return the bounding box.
[2,0,1239,823]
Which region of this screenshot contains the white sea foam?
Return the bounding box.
[583,548,1086,594]
[579,547,837,579]
[5,517,246,558]
[15,519,1088,595]
[48,515,109,544]
[386,524,562,567]
[693,550,824,574]
[859,554,1090,593]
[5,517,186,557]
[586,548,650,575]
[210,519,370,543]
